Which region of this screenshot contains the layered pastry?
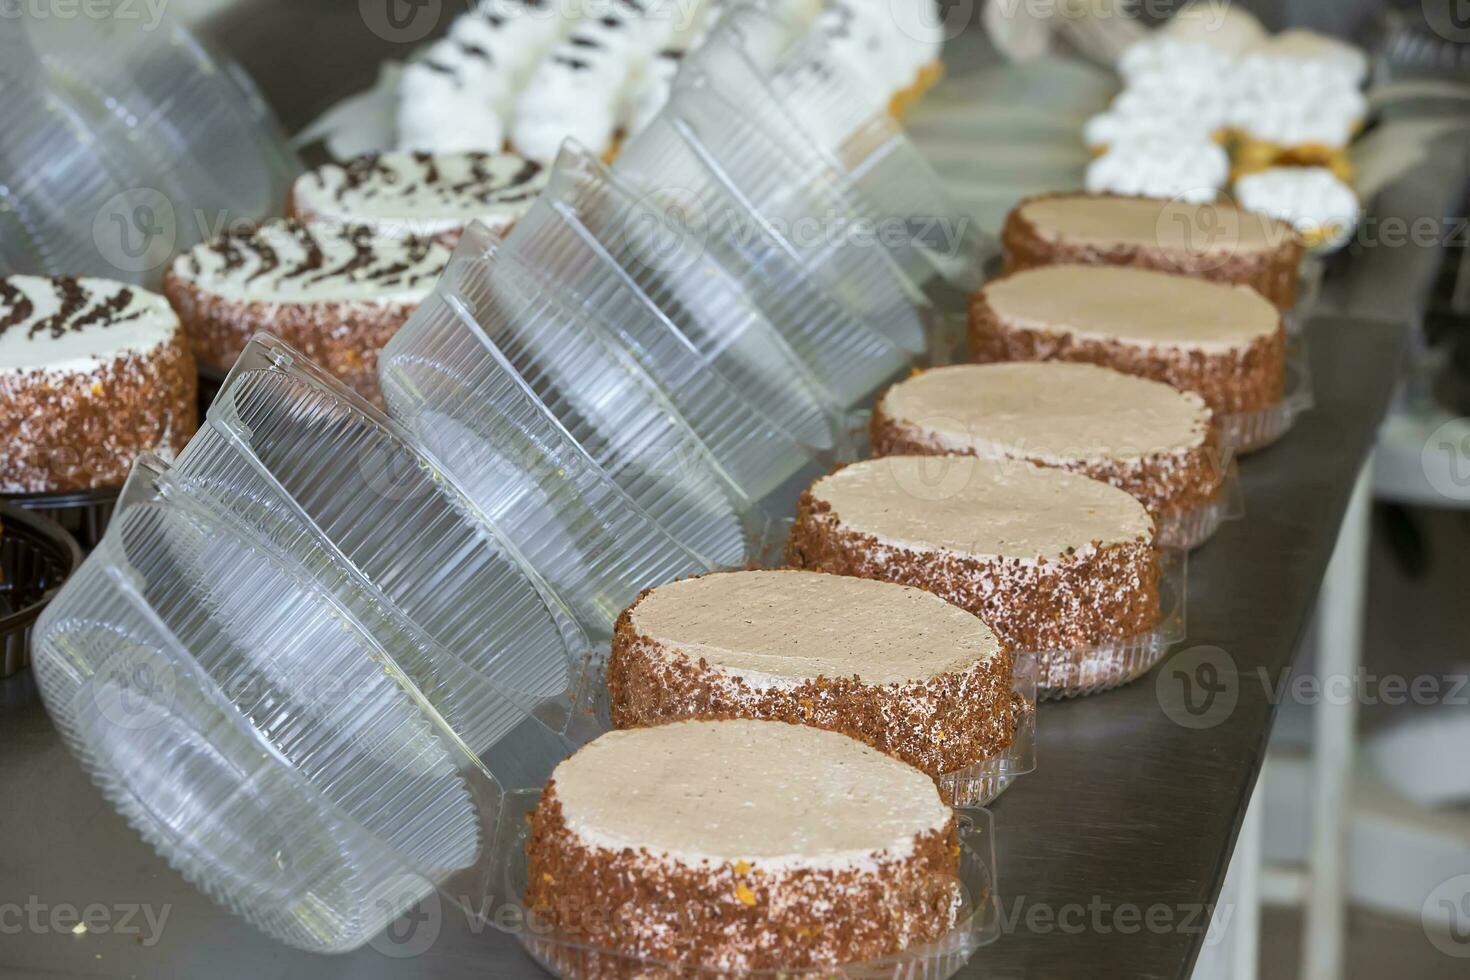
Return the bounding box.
[786,457,1159,651]
[608,569,1016,780]
[969,264,1285,415]
[1233,166,1360,252]
[163,219,451,402]
[1084,135,1230,204]
[396,0,945,162]
[872,363,1225,531]
[525,719,963,974]
[1001,192,1303,310]
[289,151,547,245]
[1,276,196,493]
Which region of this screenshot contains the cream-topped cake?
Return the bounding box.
[969,264,1286,414]
[164,219,451,402]
[1084,135,1230,204]
[524,719,962,972]
[1234,166,1360,252]
[1,276,197,493]
[608,569,1016,782]
[872,363,1225,538]
[786,457,1159,651]
[1001,193,1302,309]
[290,151,547,244]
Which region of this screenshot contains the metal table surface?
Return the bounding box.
[0,311,1404,980]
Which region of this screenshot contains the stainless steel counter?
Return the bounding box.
[0,310,1404,980]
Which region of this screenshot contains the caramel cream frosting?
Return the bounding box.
[983,264,1279,354]
[880,362,1211,464]
[551,719,952,872]
[1017,195,1279,256]
[808,456,1153,564]
[628,569,1004,687]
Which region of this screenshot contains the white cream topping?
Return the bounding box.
[1117,37,1234,86]
[1,276,179,375]
[1234,167,1360,250]
[553,719,951,870]
[170,219,452,305]
[1085,136,1229,204]
[1018,194,1280,255]
[1083,108,1218,150]
[882,362,1211,463]
[984,264,1280,354]
[294,152,548,239]
[630,569,1002,686]
[812,456,1154,563]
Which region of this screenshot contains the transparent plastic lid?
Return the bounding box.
[0,63,165,280]
[380,227,732,639]
[501,142,840,504]
[172,334,598,750]
[30,458,510,953]
[20,12,300,279]
[691,5,988,294]
[621,71,933,359]
[613,121,912,408]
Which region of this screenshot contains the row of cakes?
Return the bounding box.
[1083,5,1365,251]
[394,0,946,161]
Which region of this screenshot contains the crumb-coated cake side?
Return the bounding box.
[163,219,451,403]
[289,151,548,245]
[608,569,1016,778]
[1,276,197,493]
[871,362,1226,521]
[786,457,1160,651]
[969,264,1286,415]
[1001,193,1302,309]
[524,720,964,976]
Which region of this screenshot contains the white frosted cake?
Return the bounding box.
[524,719,963,972]
[1,275,196,492]
[609,569,1016,780]
[787,456,1160,651]
[290,151,548,244]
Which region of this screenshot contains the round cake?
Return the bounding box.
[289,151,548,245]
[608,569,1016,779]
[786,457,1160,651]
[969,263,1286,415]
[1001,193,1302,309]
[524,719,963,974]
[163,219,451,403]
[872,363,1225,528]
[1,275,197,493]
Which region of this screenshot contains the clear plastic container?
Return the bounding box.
[504,789,1001,979]
[690,5,988,295]
[498,144,841,504]
[938,652,1038,808]
[1034,549,1188,700]
[379,231,732,639]
[171,334,599,749]
[30,458,500,953]
[1219,339,1315,455]
[614,107,915,411]
[0,63,163,280]
[1155,459,1245,551]
[23,14,300,266]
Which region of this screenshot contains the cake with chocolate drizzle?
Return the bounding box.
[607,569,1017,787]
[787,456,1160,652]
[872,363,1227,546]
[164,219,451,402]
[1,275,196,493]
[524,719,964,975]
[969,264,1285,416]
[290,151,548,245]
